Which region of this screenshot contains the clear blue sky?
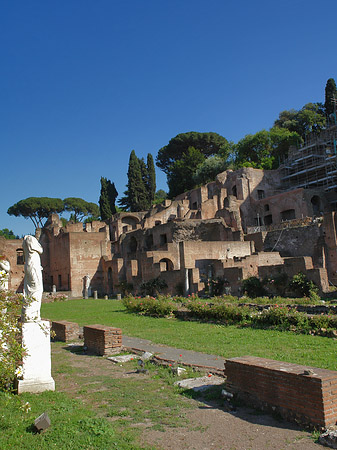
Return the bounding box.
[1,0,336,236]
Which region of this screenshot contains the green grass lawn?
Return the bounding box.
[0,390,151,450]
[42,299,337,371]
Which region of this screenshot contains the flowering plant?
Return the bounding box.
[0,286,25,391]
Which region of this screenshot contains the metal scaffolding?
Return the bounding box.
[281,124,337,194]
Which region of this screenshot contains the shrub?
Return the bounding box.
[0,289,25,391]
[241,276,266,298]
[122,295,175,317]
[186,299,251,324]
[139,277,168,296]
[289,273,319,300]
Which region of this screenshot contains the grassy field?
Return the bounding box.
[0,389,150,450]
[42,299,337,370]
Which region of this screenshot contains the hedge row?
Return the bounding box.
[122,295,337,334]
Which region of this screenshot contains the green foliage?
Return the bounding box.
[0,287,25,391]
[273,103,326,139]
[235,128,301,169]
[118,150,150,211]
[122,295,175,317]
[193,155,227,185]
[99,177,118,220]
[186,299,251,324]
[63,198,99,223]
[325,78,337,117]
[156,131,229,175]
[7,197,64,228]
[116,280,133,296]
[167,147,206,197]
[153,189,168,205]
[139,277,168,296]
[288,273,319,299]
[0,229,18,240]
[241,276,266,298]
[146,153,156,204]
[204,277,227,296]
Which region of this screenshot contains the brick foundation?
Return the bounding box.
[83,325,122,356]
[51,320,80,342]
[225,356,337,429]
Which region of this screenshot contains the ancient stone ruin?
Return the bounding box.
[2,125,337,298]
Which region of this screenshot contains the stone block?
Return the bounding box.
[83,324,122,356]
[51,320,80,342]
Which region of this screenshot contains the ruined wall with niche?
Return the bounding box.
[0,237,25,292]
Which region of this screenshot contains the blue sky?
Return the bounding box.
[1,0,337,236]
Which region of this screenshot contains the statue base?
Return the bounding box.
[17,320,55,394]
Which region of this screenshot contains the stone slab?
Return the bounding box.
[174,375,225,391]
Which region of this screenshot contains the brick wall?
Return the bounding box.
[83,325,122,356]
[225,356,337,428]
[0,237,25,292]
[51,320,80,342]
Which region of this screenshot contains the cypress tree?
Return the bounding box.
[99,177,118,220]
[325,78,337,117]
[119,150,148,211]
[146,153,156,204]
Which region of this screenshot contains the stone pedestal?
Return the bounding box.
[17,320,55,394]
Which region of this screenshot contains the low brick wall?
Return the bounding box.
[225,356,337,429]
[51,320,80,342]
[83,325,122,356]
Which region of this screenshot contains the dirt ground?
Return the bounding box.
[52,343,322,450]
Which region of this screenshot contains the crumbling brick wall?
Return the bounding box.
[225,356,337,428]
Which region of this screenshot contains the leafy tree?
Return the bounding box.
[118,150,149,211]
[7,197,64,228]
[235,128,301,169]
[63,198,99,223]
[146,153,156,204]
[153,189,168,205]
[156,131,229,175]
[274,103,326,138]
[0,229,18,239]
[99,177,118,220]
[193,155,228,185]
[325,78,337,118]
[167,147,206,198]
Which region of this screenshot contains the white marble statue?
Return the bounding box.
[22,235,43,322]
[0,258,10,291]
[84,274,91,298]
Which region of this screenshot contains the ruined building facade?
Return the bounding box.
[3,125,337,298]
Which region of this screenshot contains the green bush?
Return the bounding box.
[185,299,251,324]
[139,277,167,296]
[122,295,175,317]
[289,273,319,300]
[241,276,266,298]
[0,289,25,391]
